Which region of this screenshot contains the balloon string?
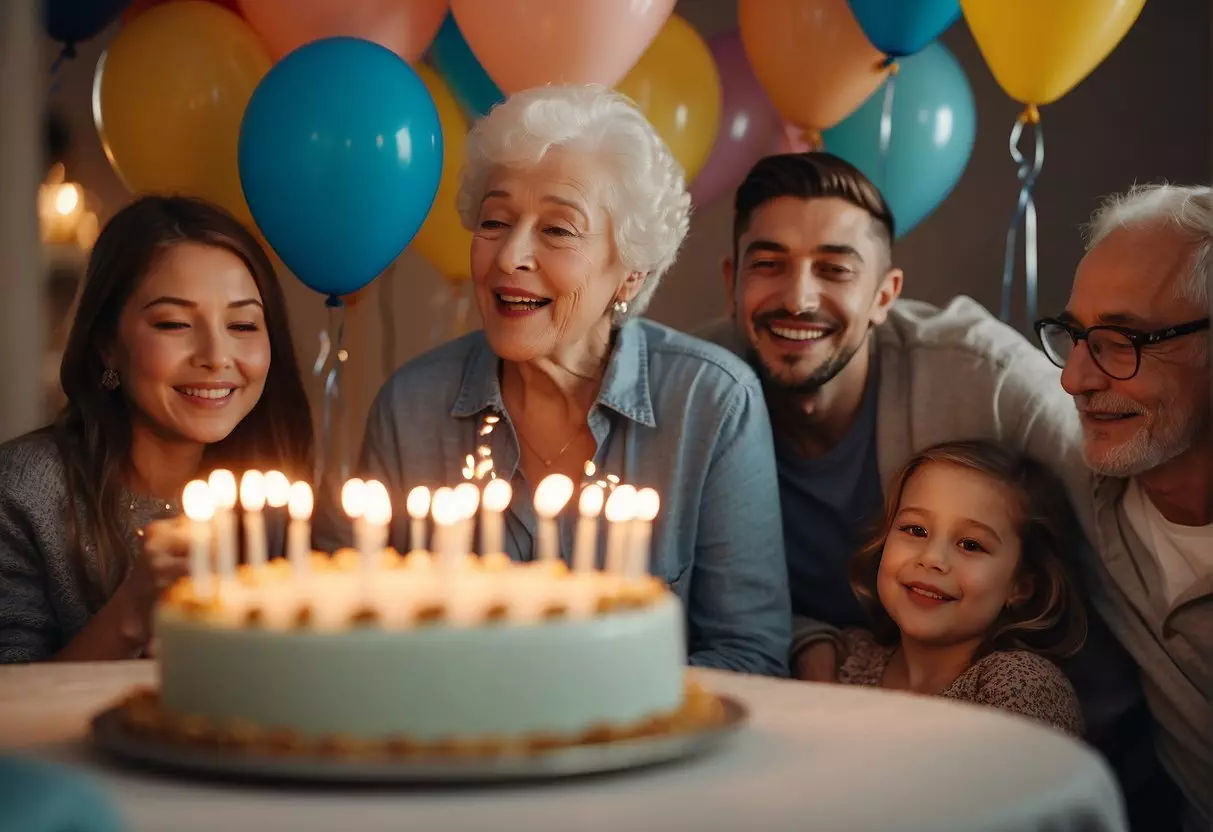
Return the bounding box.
[877,62,898,191]
[799,127,825,152]
[999,108,1045,328]
[46,45,75,96]
[312,299,348,485]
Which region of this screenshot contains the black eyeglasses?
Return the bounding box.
[1034,316,1210,380]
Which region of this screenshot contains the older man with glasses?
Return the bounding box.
[1035,184,1211,832]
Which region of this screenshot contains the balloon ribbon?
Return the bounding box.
[312,296,348,485]
[999,104,1044,328]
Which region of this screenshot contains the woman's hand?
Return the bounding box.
[123,517,191,619]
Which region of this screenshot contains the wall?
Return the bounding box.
[44,0,1211,461]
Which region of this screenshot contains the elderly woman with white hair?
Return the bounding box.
[318,85,791,675]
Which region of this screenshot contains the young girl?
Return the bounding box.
[840,439,1088,735]
[0,196,313,664]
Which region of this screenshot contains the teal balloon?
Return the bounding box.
[427,14,503,120]
[823,42,974,238]
[239,37,443,300]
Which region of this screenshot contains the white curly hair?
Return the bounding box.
[456,85,691,319]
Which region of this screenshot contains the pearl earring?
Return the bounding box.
[612,299,629,316]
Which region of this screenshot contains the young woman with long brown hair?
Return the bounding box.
[0,195,312,663]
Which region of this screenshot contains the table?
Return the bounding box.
[0,661,1126,832]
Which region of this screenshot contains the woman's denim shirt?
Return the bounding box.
[316,319,791,676]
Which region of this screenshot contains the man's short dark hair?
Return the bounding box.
[732,152,895,261]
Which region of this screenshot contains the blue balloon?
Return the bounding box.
[44,0,130,50]
[823,42,975,238]
[427,14,504,120]
[846,0,960,58]
[239,37,443,299]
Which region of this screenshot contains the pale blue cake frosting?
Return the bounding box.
[156,594,686,740]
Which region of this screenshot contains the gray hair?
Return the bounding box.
[1084,183,1213,307]
[457,85,691,319]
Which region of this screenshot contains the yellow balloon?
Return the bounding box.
[961,0,1145,106]
[94,1,270,227]
[410,65,473,282]
[617,14,721,183]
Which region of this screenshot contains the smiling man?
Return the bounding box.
[1035,184,1212,831]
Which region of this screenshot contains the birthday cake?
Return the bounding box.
[116,472,721,757]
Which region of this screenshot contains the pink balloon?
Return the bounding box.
[237,0,448,62]
[689,30,783,207]
[450,0,676,94]
[773,122,815,154]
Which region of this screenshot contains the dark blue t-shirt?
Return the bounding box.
[775,365,884,626]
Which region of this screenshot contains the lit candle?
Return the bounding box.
[480,478,512,557]
[239,470,268,569]
[454,481,480,556]
[630,488,660,578]
[341,478,367,555]
[604,484,637,575]
[533,474,574,563]
[287,481,313,580]
[207,469,238,579]
[430,487,462,572]
[363,480,392,576]
[406,486,431,552]
[263,470,291,510]
[182,480,215,600]
[573,484,604,573]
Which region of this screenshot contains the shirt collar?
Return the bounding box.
[449,321,656,428]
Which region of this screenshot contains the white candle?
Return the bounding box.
[604,484,637,575]
[239,470,268,569]
[573,484,605,573]
[182,480,215,600]
[362,480,392,586]
[630,488,660,578]
[454,481,480,556]
[341,478,367,555]
[286,481,313,581]
[406,486,431,552]
[430,487,462,572]
[207,469,238,579]
[480,478,512,557]
[533,474,574,563]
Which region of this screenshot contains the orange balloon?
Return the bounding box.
[237,0,447,62]
[739,0,888,132]
[451,0,676,94]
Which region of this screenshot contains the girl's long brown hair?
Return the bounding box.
[851,439,1088,660]
[53,195,313,605]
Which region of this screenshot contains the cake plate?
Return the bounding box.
[90,696,748,785]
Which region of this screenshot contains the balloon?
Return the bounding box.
[822,42,975,237]
[847,0,960,57]
[45,0,129,50]
[740,0,888,133]
[616,15,721,184]
[236,0,447,63]
[427,14,504,119]
[239,38,443,299]
[94,1,270,227]
[961,0,1144,106]
[123,0,240,24]
[410,65,473,281]
[451,0,676,94]
[688,31,782,207]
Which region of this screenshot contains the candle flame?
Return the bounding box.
[477,444,492,457]
[534,473,575,519]
[263,470,291,508]
[287,482,313,521]
[405,486,431,519]
[207,469,237,509]
[363,480,392,526]
[584,460,597,477]
[239,470,266,511]
[578,483,605,517]
[430,487,461,526]
[484,414,500,424]
[604,484,637,523]
[482,478,512,512]
[182,479,216,522]
[454,481,480,518]
[635,487,660,521]
[341,478,366,519]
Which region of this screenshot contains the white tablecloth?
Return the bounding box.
[0,661,1126,832]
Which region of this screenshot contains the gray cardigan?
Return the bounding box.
[0,431,176,663]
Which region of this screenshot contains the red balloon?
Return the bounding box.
[122,0,241,23]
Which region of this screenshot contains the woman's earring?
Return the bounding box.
[612,299,629,316]
[101,368,120,391]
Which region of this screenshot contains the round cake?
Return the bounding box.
[123,551,713,755]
